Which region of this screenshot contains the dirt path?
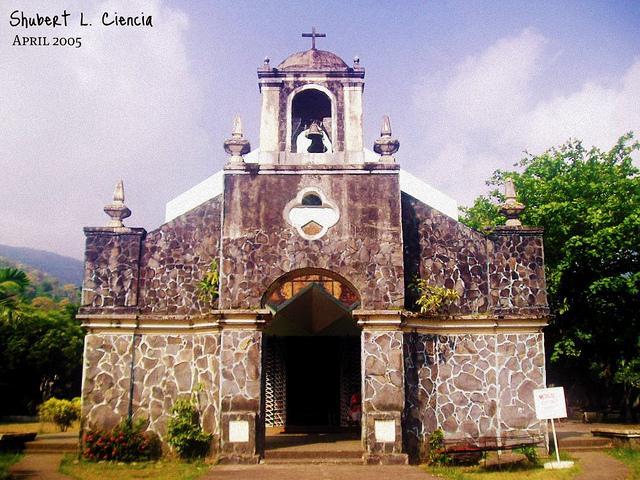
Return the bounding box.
[203,464,439,480]
[572,451,630,480]
[8,453,71,479]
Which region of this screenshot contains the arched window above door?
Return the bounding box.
[263,268,360,312]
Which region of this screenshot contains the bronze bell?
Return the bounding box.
[306,121,322,137]
[306,121,327,153]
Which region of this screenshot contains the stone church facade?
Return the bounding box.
[78,38,549,464]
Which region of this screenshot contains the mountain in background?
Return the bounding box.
[0,244,84,285]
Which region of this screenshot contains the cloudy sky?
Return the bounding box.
[1,0,639,259]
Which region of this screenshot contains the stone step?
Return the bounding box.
[557,437,612,448]
[264,457,363,465]
[25,442,79,453]
[264,449,363,460]
[561,445,614,453]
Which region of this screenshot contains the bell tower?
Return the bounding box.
[257,28,366,164]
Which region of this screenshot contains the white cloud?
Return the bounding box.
[512,60,640,152]
[442,29,546,132]
[413,29,640,206]
[0,0,211,258]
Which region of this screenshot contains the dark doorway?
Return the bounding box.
[262,270,362,445]
[284,336,340,427]
[263,335,361,431]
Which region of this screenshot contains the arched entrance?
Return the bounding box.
[261,269,362,439]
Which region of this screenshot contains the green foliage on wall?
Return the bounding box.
[197,260,219,302]
[410,278,460,314]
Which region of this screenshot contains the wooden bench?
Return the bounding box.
[592,429,640,447]
[442,435,545,463]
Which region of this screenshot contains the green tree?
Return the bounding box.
[0,267,30,320]
[0,302,84,413]
[461,134,640,418]
[459,196,504,231]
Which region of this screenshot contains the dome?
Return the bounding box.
[278,49,349,71]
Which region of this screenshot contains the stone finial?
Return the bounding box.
[223,115,251,163]
[499,178,525,227]
[232,115,243,136]
[353,56,360,66]
[381,115,391,135]
[373,115,400,162]
[264,56,270,66]
[103,180,131,228]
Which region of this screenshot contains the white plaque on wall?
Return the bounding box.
[374,420,396,443]
[229,420,249,442]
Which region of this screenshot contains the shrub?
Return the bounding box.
[83,418,160,462]
[514,445,540,465]
[167,397,212,459]
[422,429,451,465]
[37,397,80,431]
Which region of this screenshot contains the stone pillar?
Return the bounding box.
[258,82,282,164]
[343,82,364,163]
[219,316,263,463]
[488,227,547,316]
[360,313,408,464]
[81,227,146,310]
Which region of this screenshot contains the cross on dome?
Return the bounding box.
[302,27,326,50]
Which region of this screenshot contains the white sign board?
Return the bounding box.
[374,420,396,443]
[228,420,249,442]
[533,387,567,420]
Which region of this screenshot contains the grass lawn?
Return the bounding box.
[609,448,640,479]
[59,455,212,480]
[0,452,24,480]
[424,452,580,479]
[0,420,79,434]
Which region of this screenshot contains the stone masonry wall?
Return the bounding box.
[402,193,548,315]
[220,330,262,412]
[82,334,134,430]
[130,334,221,440]
[362,331,405,457]
[402,193,488,314]
[489,229,548,315]
[82,230,145,310]
[138,196,222,314]
[220,171,404,310]
[403,333,546,459]
[82,333,221,446]
[363,331,404,413]
[219,329,263,460]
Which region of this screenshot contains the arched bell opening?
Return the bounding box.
[288,87,334,154]
[261,269,362,443]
